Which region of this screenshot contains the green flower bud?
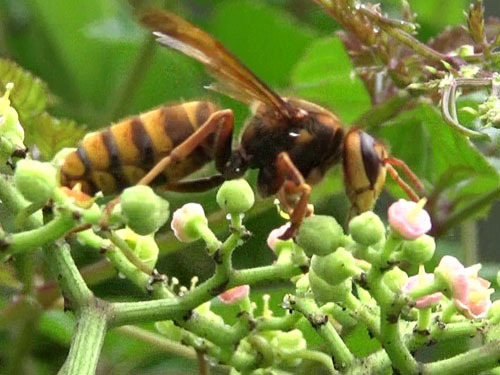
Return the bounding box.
[400,235,436,264]
[270,329,307,367]
[14,160,57,204]
[296,215,344,257]
[194,301,225,325]
[349,211,385,246]
[487,300,500,323]
[457,45,475,58]
[310,248,359,286]
[216,179,255,215]
[309,267,352,304]
[0,83,25,148]
[295,274,310,295]
[383,267,409,293]
[120,185,169,235]
[155,320,182,341]
[116,228,159,268]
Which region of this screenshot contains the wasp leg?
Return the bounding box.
[138,109,234,186]
[100,110,234,228]
[384,157,424,194]
[275,152,312,239]
[384,163,420,202]
[161,174,225,192]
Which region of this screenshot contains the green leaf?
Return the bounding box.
[0,59,87,160]
[38,310,75,346]
[411,0,470,38]
[378,103,499,219]
[29,113,86,160]
[0,58,50,118]
[291,37,371,123]
[210,0,317,88]
[343,323,381,357]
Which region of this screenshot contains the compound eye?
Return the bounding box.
[358,131,383,188]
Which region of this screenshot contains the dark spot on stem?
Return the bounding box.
[182,310,193,321]
[386,314,398,324]
[213,249,223,264]
[0,239,10,251]
[308,313,328,329]
[299,264,309,273]
[209,279,229,296]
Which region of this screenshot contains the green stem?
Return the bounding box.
[196,349,210,375]
[421,340,500,375]
[0,174,42,229]
[357,4,462,68]
[2,212,76,260]
[181,312,250,347]
[61,305,108,375]
[368,268,419,374]
[461,220,478,265]
[198,223,223,255]
[296,349,337,375]
[407,280,443,300]
[345,350,391,375]
[103,230,154,275]
[45,242,93,308]
[117,325,196,359]
[256,311,301,332]
[76,230,151,291]
[417,308,431,332]
[380,231,402,266]
[380,312,419,375]
[109,260,302,326]
[407,321,482,350]
[343,294,381,338]
[230,263,304,286]
[292,296,354,369]
[441,302,457,323]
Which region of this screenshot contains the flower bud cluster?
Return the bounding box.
[0,83,25,163]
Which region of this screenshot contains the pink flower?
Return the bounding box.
[266,223,291,251]
[218,285,250,305]
[402,268,443,308]
[171,203,207,242]
[388,199,431,240]
[436,256,493,318]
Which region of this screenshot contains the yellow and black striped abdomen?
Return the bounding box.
[60,101,218,195]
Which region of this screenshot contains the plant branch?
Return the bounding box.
[421,340,500,375]
[45,242,93,308]
[292,296,354,369]
[60,304,108,375]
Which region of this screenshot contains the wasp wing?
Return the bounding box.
[140,9,292,118]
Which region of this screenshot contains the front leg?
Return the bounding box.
[275,152,312,239]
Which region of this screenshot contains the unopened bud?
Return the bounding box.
[296,215,344,257]
[120,185,170,235]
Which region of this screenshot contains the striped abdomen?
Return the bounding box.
[60,101,218,195]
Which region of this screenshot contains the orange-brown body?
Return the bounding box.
[60,101,218,195]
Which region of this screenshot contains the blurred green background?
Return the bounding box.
[1,0,500,374]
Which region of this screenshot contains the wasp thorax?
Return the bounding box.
[343,130,387,216]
